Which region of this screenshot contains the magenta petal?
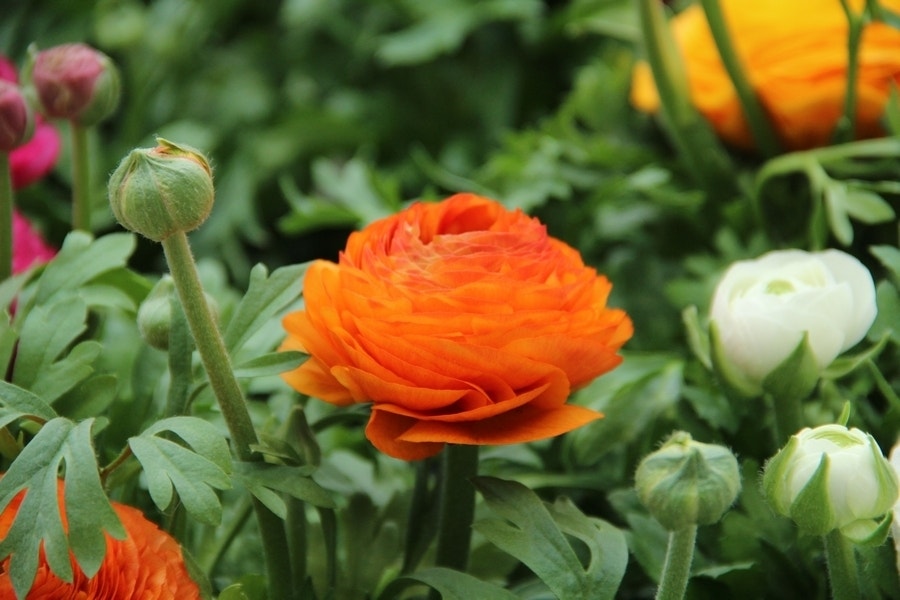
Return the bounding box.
[10,121,61,189]
[0,57,16,84]
[12,210,56,273]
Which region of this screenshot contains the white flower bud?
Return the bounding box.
[710,249,876,396]
[763,424,898,537]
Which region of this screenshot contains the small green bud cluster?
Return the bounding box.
[108,138,214,242]
[635,431,741,531]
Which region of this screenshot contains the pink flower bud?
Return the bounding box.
[0,81,32,152]
[30,43,120,126]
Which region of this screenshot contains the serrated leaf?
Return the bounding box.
[33,232,136,306]
[12,297,89,391]
[378,567,519,600]
[232,350,307,379]
[0,418,122,599]
[233,461,334,519]
[30,341,102,404]
[0,381,58,429]
[222,263,307,355]
[128,417,232,525]
[473,476,617,600]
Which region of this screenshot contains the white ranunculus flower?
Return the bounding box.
[710,249,876,395]
[763,424,898,536]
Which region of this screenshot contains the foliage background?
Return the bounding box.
[3,0,900,598]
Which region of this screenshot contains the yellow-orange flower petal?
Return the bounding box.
[631,0,900,151]
[0,483,201,599]
[281,193,632,461]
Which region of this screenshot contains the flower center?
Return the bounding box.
[764,279,795,295]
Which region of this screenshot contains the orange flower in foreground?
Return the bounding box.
[0,484,200,599]
[631,0,900,151]
[281,193,633,460]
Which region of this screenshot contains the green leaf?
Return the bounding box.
[0,381,59,429]
[842,188,895,224]
[473,476,623,600]
[29,341,102,404]
[0,418,123,599]
[128,417,232,525]
[379,567,519,600]
[52,374,119,420]
[823,333,890,379]
[12,297,89,391]
[33,232,136,306]
[232,461,335,519]
[232,350,307,379]
[824,182,853,245]
[0,271,30,314]
[222,263,308,355]
[0,322,17,381]
[566,355,683,465]
[870,245,900,282]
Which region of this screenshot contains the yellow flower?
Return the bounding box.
[631,0,900,151]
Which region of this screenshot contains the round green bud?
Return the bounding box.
[635,431,741,531]
[138,275,219,350]
[29,42,121,126]
[108,137,214,242]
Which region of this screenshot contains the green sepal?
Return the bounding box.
[761,333,820,402]
[709,321,760,398]
[840,512,893,546]
[789,454,836,535]
[762,435,800,516]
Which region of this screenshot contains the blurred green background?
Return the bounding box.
[3,0,718,354]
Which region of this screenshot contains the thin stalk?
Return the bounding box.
[433,445,479,570]
[834,0,866,144]
[636,0,737,197]
[656,525,698,600]
[402,459,436,574]
[769,391,804,447]
[161,231,295,600]
[0,154,11,281]
[699,0,780,156]
[286,498,308,592]
[824,530,861,600]
[70,122,92,231]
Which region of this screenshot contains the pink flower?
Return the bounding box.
[13,211,55,273]
[1,56,61,189]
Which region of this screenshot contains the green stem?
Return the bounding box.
[835,0,865,145]
[824,530,861,600]
[286,498,308,592]
[163,293,192,418]
[70,122,92,232]
[636,0,737,198]
[699,0,781,157]
[402,459,436,574]
[770,391,804,448]
[656,526,698,600]
[161,231,295,600]
[0,154,11,281]
[197,496,254,574]
[433,444,479,571]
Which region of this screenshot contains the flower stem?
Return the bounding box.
[636,0,737,198]
[824,529,861,600]
[161,230,295,600]
[656,525,698,600]
[699,0,781,157]
[835,0,865,145]
[0,154,12,281]
[70,122,92,232]
[770,391,804,447]
[433,444,479,570]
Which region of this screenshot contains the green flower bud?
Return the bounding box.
[108,138,214,242]
[138,275,218,350]
[0,80,34,152]
[28,43,120,126]
[635,431,741,531]
[763,424,898,538]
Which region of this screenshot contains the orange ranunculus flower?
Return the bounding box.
[281,193,633,461]
[0,484,201,599]
[631,0,900,151]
